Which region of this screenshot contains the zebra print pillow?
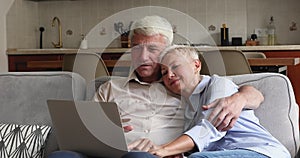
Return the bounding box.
[0,123,51,158]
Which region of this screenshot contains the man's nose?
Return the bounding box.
[139,46,149,60]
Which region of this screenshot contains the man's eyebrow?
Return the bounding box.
[131,42,165,49]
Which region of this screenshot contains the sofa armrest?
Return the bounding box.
[0,71,86,157]
[228,73,299,157]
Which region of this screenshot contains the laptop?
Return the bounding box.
[47,100,128,158]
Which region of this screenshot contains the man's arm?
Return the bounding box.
[237,85,264,109]
[203,85,264,131]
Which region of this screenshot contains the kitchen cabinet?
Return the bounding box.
[6,48,130,75]
[8,54,64,72]
[7,48,78,72]
[7,53,130,76]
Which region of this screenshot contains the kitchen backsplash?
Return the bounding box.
[6,0,300,49]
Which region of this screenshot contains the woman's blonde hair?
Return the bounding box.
[159,45,199,63]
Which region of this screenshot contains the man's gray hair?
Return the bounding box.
[129,15,173,45]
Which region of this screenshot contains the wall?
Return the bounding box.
[246,0,300,45]
[6,0,39,49]
[6,0,300,49]
[0,0,14,72]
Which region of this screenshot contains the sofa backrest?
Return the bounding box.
[0,72,86,157]
[228,73,299,157]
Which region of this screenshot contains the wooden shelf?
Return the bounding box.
[247,58,300,66]
[247,57,299,76]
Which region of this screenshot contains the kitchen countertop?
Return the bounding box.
[6,45,300,55]
[216,45,300,51]
[6,48,129,55]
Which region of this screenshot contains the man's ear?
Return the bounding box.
[194,59,201,73]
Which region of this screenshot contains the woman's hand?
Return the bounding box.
[150,146,183,158]
[128,138,156,152]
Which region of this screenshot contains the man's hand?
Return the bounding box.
[202,93,246,131]
[203,85,264,131]
[128,138,156,152]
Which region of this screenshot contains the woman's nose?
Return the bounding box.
[167,70,175,79]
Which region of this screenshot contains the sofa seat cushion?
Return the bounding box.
[0,123,52,158]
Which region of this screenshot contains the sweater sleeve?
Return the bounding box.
[184,119,226,151]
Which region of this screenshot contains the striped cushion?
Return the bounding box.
[0,123,51,158]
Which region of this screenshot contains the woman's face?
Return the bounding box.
[161,52,201,97]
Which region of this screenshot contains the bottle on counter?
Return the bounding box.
[267,16,276,45]
[221,24,229,46]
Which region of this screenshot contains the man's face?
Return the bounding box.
[131,34,168,81]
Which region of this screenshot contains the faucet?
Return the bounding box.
[51,17,63,48]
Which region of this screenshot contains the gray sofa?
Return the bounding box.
[0,71,299,157]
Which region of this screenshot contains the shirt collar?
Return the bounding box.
[123,70,163,87]
[191,75,211,95]
[188,75,211,111]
